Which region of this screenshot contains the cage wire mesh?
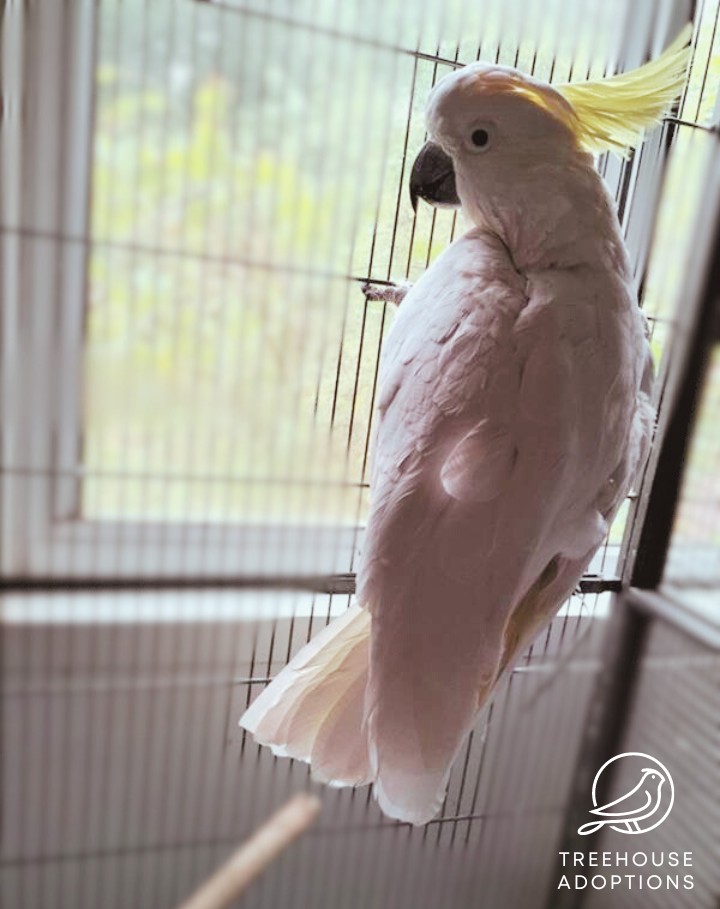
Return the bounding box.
[1,0,720,907]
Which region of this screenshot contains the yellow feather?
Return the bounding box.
[556,23,693,156]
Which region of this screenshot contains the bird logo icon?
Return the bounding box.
[578,753,674,836]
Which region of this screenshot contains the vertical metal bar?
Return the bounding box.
[626,147,720,588]
[544,603,650,909]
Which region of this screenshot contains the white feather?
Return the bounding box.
[240,605,372,784]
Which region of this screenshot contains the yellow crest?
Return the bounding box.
[555,24,693,156]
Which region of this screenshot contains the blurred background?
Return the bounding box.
[1,0,719,907]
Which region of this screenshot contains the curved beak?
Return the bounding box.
[409,141,460,212]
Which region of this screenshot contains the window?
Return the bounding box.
[2,0,718,583]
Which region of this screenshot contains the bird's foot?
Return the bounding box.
[361,280,412,306]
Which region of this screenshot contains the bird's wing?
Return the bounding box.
[591,788,653,818]
[589,775,643,812]
[357,227,647,824]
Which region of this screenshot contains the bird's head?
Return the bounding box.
[641,768,666,791]
[410,26,691,248]
[411,63,582,217]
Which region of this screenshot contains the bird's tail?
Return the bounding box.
[239,605,373,787]
[577,820,607,836]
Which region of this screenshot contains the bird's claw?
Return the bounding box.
[361,281,412,306]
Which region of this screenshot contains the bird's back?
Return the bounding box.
[357,226,652,822]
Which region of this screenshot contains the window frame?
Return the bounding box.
[2,0,98,577]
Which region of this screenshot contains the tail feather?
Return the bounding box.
[311,672,372,786]
[373,762,454,827]
[241,554,590,825]
[239,605,372,785]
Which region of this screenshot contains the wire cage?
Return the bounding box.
[1,0,719,907]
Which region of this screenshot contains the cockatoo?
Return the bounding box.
[241,28,691,824]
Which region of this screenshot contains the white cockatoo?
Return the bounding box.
[241,28,691,824]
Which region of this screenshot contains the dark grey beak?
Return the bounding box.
[409,141,460,212]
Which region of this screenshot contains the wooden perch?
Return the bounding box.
[175,793,322,909]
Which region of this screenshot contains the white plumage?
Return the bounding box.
[241,33,689,824]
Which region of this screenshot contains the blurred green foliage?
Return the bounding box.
[83,0,720,541]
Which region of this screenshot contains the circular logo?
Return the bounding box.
[577,752,674,836]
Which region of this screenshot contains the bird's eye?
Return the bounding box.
[471,128,489,148]
[464,126,493,154]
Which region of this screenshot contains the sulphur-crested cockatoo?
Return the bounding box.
[241,28,690,824]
